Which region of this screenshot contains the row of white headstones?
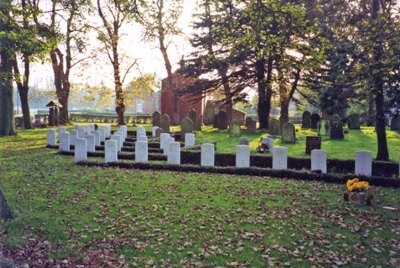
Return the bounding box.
[47,126,394,176]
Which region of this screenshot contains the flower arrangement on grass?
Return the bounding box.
[256,143,269,153]
[344,178,373,205]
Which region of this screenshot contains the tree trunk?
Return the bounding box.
[112,43,125,125]
[19,89,32,129]
[256,59,268,129]
[367,91,375,126]
[371,0,389,161]
[0,52,16,136]
[51,49,70,125]
[0,186,13,220]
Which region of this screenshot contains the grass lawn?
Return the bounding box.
[0,128,399,266]
[194,126,400,161]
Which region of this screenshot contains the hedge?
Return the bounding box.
[76,161,400,188]
[47,145,399,178]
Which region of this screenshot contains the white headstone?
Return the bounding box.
[355,150,372,176]
[105,125,111,138]
[111,134,122,152]
[77,127,85,138]
[152,126,159,137]
[135,141,148,163]
[84,125,90,134]
[164,137,175,156]
[167,142,180,165]
[185,133,195,147]
[137,126,145,134]
[311,149,327,173]
[74,125,80,131]
[89,124,95,133]
[105,140,118,163]
[236,145,250,168]
[160,133,170,150]
[272,147,288,170]
[47,129,56,146]
[99,128,106,143]
[137,135,148,142]
[58,127,66,137]
[59,132,70,152]
[86,134,96,153]
[201,143,215,167]
[69,130,78,146]
[115,131,125,143]
[94,131,101,146]
[75,138,87,163]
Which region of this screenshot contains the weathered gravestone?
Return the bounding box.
[390,114,400,131]
[347,113,361,130]
[305,136,321,154]
[239,137,249,145]
[204,101,216,125]
[213,114,219,128]
[201,143,215,167]
[318,119,330,136]
[310,114,320,129]
[330,119,344,140]
[187,109,198,130]
[229,122,241,137]
[268,118,281,135]
[302,111,311,129]
[246,118,256,134]
[281,123,296,143]
[181,117,193,140]
[217,111,228,130]
[152,111,161,127]
[160,114,170,133]
[156,128,163,138]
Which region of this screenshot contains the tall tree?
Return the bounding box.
[137,0,183,124]
[47,0,91,124]
[0,0,16,136]
[97,0,140,125]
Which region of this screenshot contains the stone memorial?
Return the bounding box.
[115,131,125,143]
[152,111,161,127]
[201,143,215,167]
[217,111,228,130]
[302,111,311,129]
[94,131,101,147]
[246,118,256,134]
[229,122,241,137]
[111,134,122,152]
[77,127,85,139]
[185,133,195,147]
[311,149,327,173]
[268,118,280,135]
[330,120,344,140]
[164,137,174,156]
[188,109,199,130]
[152,126,159,137]
[355,150,372,176]
[305,136,321,154]
[120,126,128,140]
[135,141,148,163]
[58,127,66,137]
[318,119,330,136]
[310,114,320,129]
[272,147,288,170]
[239,137,249,145]
[347,113,361,130]
[74,138,87,163]
[47,129,56,146]
[156,128,163,138]
[160,133,170,150]
[181,117,193,140]
[281,123,296,143]
[105,140,118,163]
[59,132,70,152]
[167,142,181,165]
[86,134,96,153]
[69,130,78,146]
[99,128,106,143]
[89,124,95,133]
[160,114,171,132]
[390,114,400,131]
[236,145,250,168]
[213,114,219,128]
[138,135,148,142]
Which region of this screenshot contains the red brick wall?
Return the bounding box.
[161,72,202,125]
